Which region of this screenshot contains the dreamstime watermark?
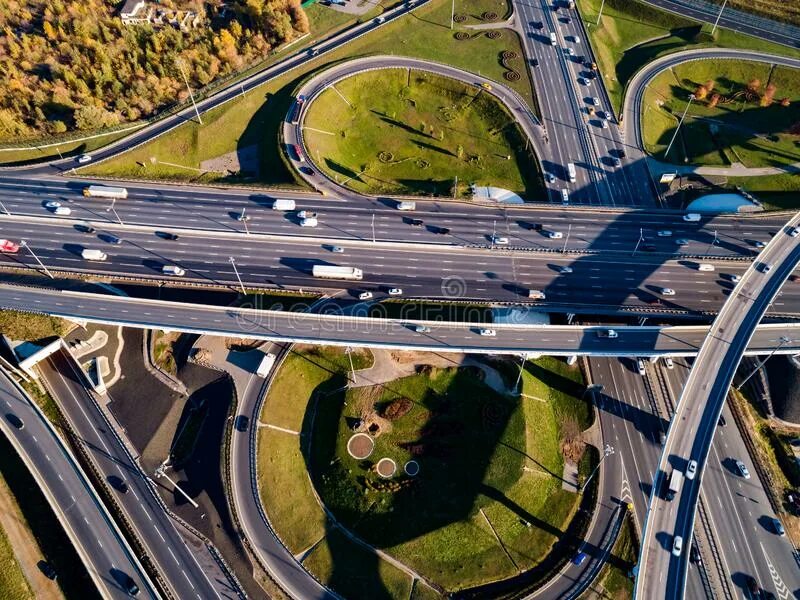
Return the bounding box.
[440,275,467,299]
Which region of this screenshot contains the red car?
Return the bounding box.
[0,239,19,254]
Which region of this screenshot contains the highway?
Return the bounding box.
[636,213,800,600]
[0,368,156,599]
[38,349,229,599]
[659,357,799,599]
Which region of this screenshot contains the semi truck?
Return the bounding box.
[256,352,277,377]
[82,185,128,199]
[312,265,363,280]
[567,162,576,182]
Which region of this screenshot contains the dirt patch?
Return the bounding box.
[376,458,397,478]
[200,144,259,177]
[560,417,586,464]
[347,433,374,460]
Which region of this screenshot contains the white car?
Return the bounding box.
[548,231,563,239]
[735,459,751,479]
[578,77,589,85]
[76,154,92,164]
[683,213,701,222]
[762,263,773,273]
[358,292,373,301]
[686,460,698,481]
[388,288,402,296]
[590,97,600,106]
[331,246,344,253]
[572,35,581,44]
[300,217,318,227]
[559,266,573,274]
[54,206,72,216]
[665,357,674,369]
[492,235,509,245]
[45,200,61,209]
[297,210,317,219]
[661,287,676,296]
[791,227,800,237]
[479,329,497,337]
[546,172,556,183]
[672,536,683,557]
[566,48,575,56]
[675,238,689,246]
[637,359,646,376]
[754,240,766,249]
[657,230,673,237]
[415,325,430,333]
[728,274,741,283]
[600,120,608,129]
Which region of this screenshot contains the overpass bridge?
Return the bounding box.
[3,284,800,357]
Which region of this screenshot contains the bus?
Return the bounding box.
[567,162,576,183]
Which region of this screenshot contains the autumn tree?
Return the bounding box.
[694,84,709,100]
[781,97,791,108]
[761,83,777,107]
[704,79,715,92]
[708,93,721,108]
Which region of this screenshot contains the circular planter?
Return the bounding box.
[376,457,397,478]
[347,433,374,460]
[404,460,420,477]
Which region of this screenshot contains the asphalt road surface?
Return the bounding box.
[0,369,156,599]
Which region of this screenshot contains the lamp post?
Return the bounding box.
[581,443,614,493]
[562,223,572,254]
[711,0,728,35]
[632,228,644,256]
[705,229,718,256]
[229,256,246,295]
[345,346,356,385]
[736,336,791,390]
[514,354,527,395]
[20,240,54,279]
[664,94,696,159]
[155,461,198,508]
[596,0,606,25]
[177,59,203,125]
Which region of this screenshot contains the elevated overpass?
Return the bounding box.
[4,284,800,357]
[635,213,800,599]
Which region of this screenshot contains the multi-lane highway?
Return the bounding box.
[637,213,800,599]
[39,349,231,599]
[0,368,156,599]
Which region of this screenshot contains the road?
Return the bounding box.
[640,0,800,49]
[38,349,231,600]
[636,213,800,599]
[659,357,800,599]
[0,368,157,599]
[512,0,654,206]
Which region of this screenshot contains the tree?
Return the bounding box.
[761,83,777,107]
[704,79,715,92]
[781,97,791,108]
[708,93,721,108]
[73,104,119,130]
[694,84,709,100]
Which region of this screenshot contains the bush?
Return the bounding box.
[381,397,413,421]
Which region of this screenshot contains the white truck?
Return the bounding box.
[82,185,128,199]
[665,469,683,501]
[272,199,296,211]
[312,265,363,280]
[567,162,576,183]
[162,265,185,276]
[397,201,416,211]
[256,352,277,377]
[528,289,546,300]
[81,249,107,261]
[549,32,557,45]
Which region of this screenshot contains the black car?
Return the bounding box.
[76,224,96,234]
[156,231,179,241]
[409,218,423,227]
[38,560,57,580]
[531,58,539,67]
[235,415,250,432]
[718,415,727,427]
[689,543,701,564]
[124,574,140,596]
[108,474,129,494]
[6,413,23,429]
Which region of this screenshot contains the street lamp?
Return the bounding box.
[20,240,54,279]
[632,228,644,256]
[229,256,246,295]
[705,229,719,256]
[664,94,696,159]
[581,443,614,493]
[562,223,572,254]
[711,0,728,35]
[736,336,791,390]
[154,460,198,508]
[514,354,527,394]
[345,346,357,385]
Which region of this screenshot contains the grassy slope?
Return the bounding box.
[705,0,800,27]
[590,512,637,599]
[303,69,538,196]
[0,480,34,600]
[0,310,72,342]
[727,174,800,209]
[642,60,800,166]
[577,0,800,114]
[84,0,535,187]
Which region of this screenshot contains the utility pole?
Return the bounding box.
[177,59,203,125]
[596,0,606,26]
[664,94,695,159]
[450,0,455,30]
[513,354,526,395]
[581,444,614,493]
[711,0,728,35]
[371,212,376,244]
[632,228,644,255]
[107,197,123,225]
[705,229,718,256]
[736,336,790,390]
[21,240,54,279]
[155,461,198,508]
[491,219,497,248]
[229,256,246,295]
[453,175,458,199]
[562,223,572,254]
[345,346,357,385]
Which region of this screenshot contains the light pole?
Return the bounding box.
[20,240,54,279]
[581,443,614,493]
[177,59,203,125]
[491,219,497,248]
[705,229,718,256]
[562,223,572,254]
[711,0,728,35]
[107,198,123,225]
[632,228,644,255]
[513,354,526,395]
[450,0,455,29]
[736,336,791,390]
[229,256,246,295]
[0,200,10,215]
[238,208,250,235]
[596,0,606,25]
[154,461,199,508]
[371,212,376,244]
[345,346,357,385]
[664,93,695,159]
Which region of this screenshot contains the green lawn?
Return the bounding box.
[726,174,800,210]
[590,512,637,600]
[303,69,540,197]
[258,350,591,596]
[706,0,800,27]
[577,0,800,113]
[642,60,800,167]
[0,504,33,600]
[302,527,414,600]
[84,0,536,187]
[0,310,72,342]
[0,127,144,167]
[454,0,511,23]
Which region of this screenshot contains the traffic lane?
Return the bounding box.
[39,353,220,600]
[0,374,155,599]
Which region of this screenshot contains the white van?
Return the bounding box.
[698,263,715,272]
[561,189,569,204]
[549,32,557,45]
[272,199,296,211]
[256,352,277,377]
[301,217,318,227]
[397,201,416,211]
[81,249,107,261]
[162,265,185,276]
[683,213,701,222]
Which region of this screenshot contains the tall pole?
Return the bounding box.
[346,346,356,385]
[632,228,644,256]
[514,354,526,395]
[562,223,572,254]
[736,336,790,390]
[711,0,728,35]
[581,444,614,493]
[0,200,10,215]
[155,462,198,508]
[371,213,376,244]
[450,0,455,29]
[664,94,695,159]
[453,175,458,199]
[492,219,497,248]
[705,229,718,256]
[596,0,606,26]
[21,240,54,279]
[229,256,246,295]
[177,60,203,125]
